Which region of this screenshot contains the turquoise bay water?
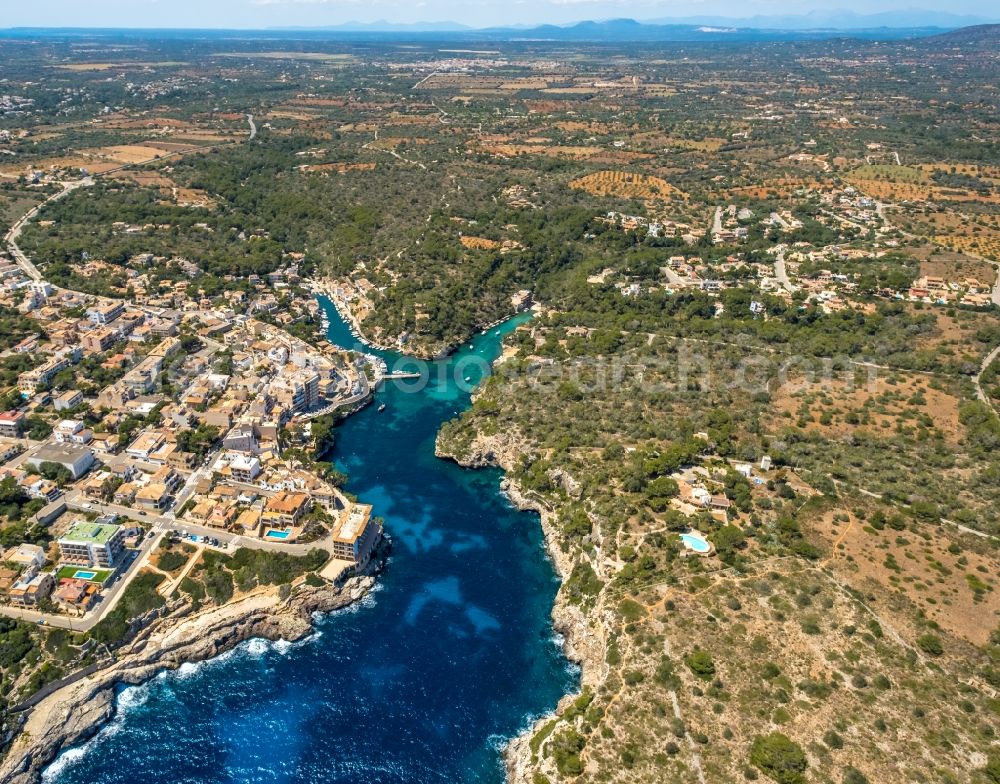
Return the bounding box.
[45,303,573,784]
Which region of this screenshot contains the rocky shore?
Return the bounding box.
[0,577,373,784]
[435,430,608,784]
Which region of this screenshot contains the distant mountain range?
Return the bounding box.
[928,22,1000,41]
[4,12,999,43]
[646,9,994,30]
[276,9,997,38]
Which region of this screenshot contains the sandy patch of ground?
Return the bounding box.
[769,373,965,445]
[811,506,999,645]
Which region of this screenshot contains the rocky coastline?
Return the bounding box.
[434,430,607,784]
[0,577,374,784]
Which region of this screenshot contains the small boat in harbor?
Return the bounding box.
[378,403,387,412]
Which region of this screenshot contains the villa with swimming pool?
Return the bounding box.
[259,489,312,542]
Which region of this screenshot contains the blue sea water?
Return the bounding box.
[44,303,574,784]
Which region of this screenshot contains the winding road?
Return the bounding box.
[4,178,93,281]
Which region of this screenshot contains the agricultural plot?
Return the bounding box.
[569,170,686,200]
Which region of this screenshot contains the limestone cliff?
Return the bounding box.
[0,579,372,784]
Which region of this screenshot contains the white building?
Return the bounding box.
[54,420,93,445]
[229,455,262,483]
[26,444,95,480]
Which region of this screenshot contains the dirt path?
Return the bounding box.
[972,343,1000,418]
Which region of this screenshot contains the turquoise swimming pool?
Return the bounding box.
[679,532,712,554]
[265,530,291,540]
[72,569,97,580]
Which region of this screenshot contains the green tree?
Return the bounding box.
[749,733,808,784]
[685,649,716,680]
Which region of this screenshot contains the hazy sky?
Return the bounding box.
[4,0,998,29]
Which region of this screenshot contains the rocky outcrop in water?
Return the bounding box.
[0,578,373,784]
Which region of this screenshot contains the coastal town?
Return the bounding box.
[0,20,999,784]
[0,221,384,631]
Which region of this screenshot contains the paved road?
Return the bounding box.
[4,178,92,281]
[247,114,257,140]
[169,446,222,514]
[710,206,722,237]
[819,207,872,232]
[65,492,329,554]
[663,268,685,287]
[773,249,795,293]
[299,377,371,421]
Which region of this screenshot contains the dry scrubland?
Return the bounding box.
[530,560,998,784]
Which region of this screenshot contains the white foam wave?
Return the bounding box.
[174,659,205,679]
[271,638,293,656]
[115,682,152,714]
[41,745,90,782]
[315,583,382,621]
[244,638,270,657]
[486,707,559,756]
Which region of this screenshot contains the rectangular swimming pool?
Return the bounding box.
[265,530,291,540]
[72,569,98,580]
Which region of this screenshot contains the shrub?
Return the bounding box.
[823,730,844,749]
[619,598,645,622]
[89,571,165,647]
[917,633,944,656]
[655,656,679,689]
[551,728,585,776]
[983,755,1000,783]
[156,550,188,572]
[203,568,234,604]
[749,732,808,784]
[623,670,645,686]
[686,649,716,680]
[843,767,869,784]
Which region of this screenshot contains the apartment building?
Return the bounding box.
[0,410,25,438]
[81,326,119,354]
[262,490,311,528]
[330,504,381,567]
[57,522,126,568]
[86,300,124,325]
[270,370,320,414]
